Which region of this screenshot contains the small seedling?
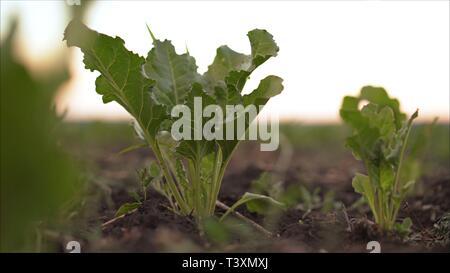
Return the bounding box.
[249,172,336,218]
[340,86,418,231]
[115,161,161,217]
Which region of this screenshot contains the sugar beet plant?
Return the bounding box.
[64,20,283,222]
[340,86,418,231]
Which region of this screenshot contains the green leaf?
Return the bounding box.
[202,28,279,92]
[64,20,166,139]
[175,83,216,162]
[352,173,376,214]
[137,167,153,188]
[220,192,284,220]
[200,29,282,163]
[380,161,395,192]
[115,202,141,217]
[117,143,147,155]
[202,217,231,245]
[200,153,215,181]
[402,180,416,191]
[2,18,78,251]
[212,84,243,112]
[278,186,303,208]
[367,106,396,139]
[359,86,406,129]
[143,39,200,109]
[247,29,279,69]
[203,46,251,91]
[341,96,360,111]
[148,160,161,178]
[218,76,284,161]
[249,172,272,195]
[340,96,366,131]
[243,75,283,106]
[345,136,363,160]
[386,109,419,164]
[130,191,142,203]
[394,217,413,236]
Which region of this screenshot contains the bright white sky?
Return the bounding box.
[1,0,449,122]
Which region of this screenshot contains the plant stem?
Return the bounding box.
[363,160,380,225]
[150,140,190,214]
[142,184,147,201]
[208,148,223,214]
[216,200,274,238]
[101,208,138,229]
[209,162,228,214]
[388,123,414,229]
[193,158,203,220]
[393,123,413,195]
[136,122,189,213]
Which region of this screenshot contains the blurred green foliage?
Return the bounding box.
[249,171,337,215]
[280,123,349,154]
[280,122,449,172]
[60,121,139,148]
[0,20,79,252]
[409,122,449,171]
[60,121,449,176]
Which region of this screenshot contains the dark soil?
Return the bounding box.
[68,141,450,253]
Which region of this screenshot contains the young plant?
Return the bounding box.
[249,172,336,217]
[115,162,162,217]
[64,20,284,222]
[340,86,418,231]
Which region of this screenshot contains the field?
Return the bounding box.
[59,122,450,252]
[1,2,449,255]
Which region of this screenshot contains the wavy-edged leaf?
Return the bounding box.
[360,86,406,129]
[203,46,251,91]
[248,29,279,69]
[143,39,199,109]
[218,75,284,161]
[200,30,282,162]
[64,20,166,138]
[243,75,283,106]
[203,29,279,93]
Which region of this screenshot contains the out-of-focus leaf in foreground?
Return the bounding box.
[1,19,78,252]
